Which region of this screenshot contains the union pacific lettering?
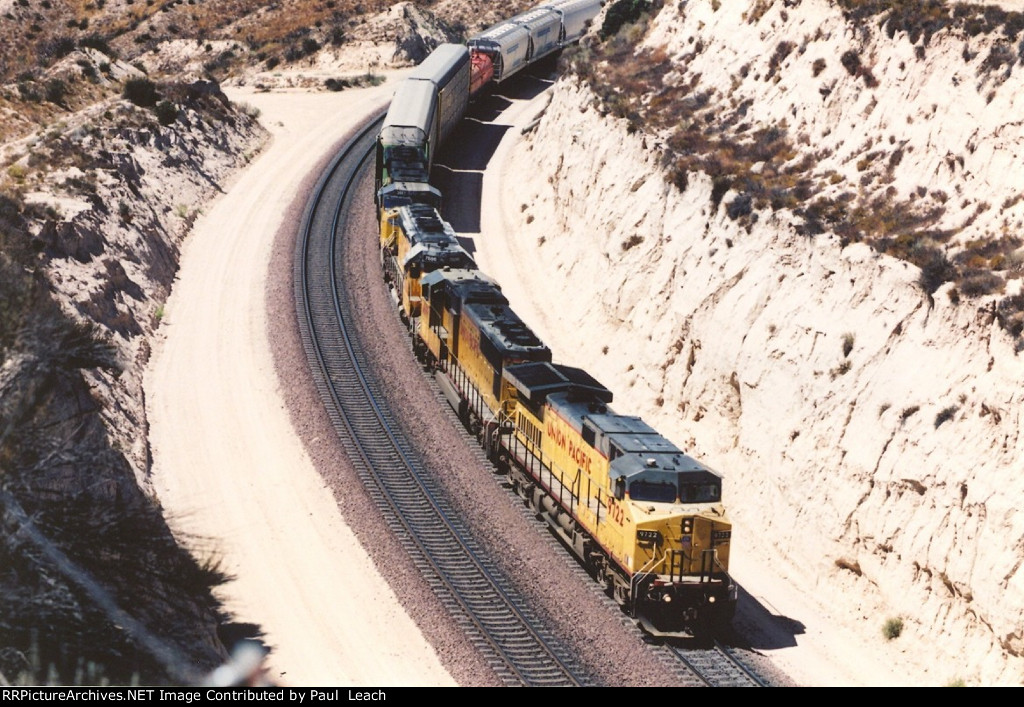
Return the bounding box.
[545,414,595,475]
[459,317,481,355]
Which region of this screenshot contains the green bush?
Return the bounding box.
[45,78,67,105]
[621,234,644,251]
[601,0,651,39]
[935,405,958,428]
[883,617,904,640]
[79,33,116,58]
[155,100,177,126]
[123,77,158,107]
[841,332,855,357]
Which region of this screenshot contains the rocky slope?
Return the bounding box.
[0,65,265,681]
[490,0,1024,686]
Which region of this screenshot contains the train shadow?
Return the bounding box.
[432,65,558,236]
[496,71,556,102]
[435,121,510,172]
[727,584,805,651]
[468,92,514,123]
[465,63,556,122]
[433,165,483,235]
[641,585,806,652]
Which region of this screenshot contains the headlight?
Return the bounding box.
[681,517,693,534]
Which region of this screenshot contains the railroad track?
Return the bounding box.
[663,640,769,687]
[294,113,588,687]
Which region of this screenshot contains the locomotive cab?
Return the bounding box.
[609,453,735,635]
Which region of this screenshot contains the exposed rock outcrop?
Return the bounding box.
[1,74,266,683]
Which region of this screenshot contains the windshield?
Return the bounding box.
[629,479,677,503]
[681,482,720,503]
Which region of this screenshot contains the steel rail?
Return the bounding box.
[294,113,586,687]
[665,640,769,687]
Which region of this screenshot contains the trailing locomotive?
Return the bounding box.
[379,203,476,321]
[372,1,736,637]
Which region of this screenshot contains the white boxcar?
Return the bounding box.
[513,7,563,62]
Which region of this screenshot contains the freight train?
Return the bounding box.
[373,0,737,637]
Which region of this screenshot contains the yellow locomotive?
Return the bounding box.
[408,266,736,635]
[415,267,551,430]
[498,362,736,635]
[380,203,475,321]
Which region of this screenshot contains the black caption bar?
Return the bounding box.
[0,688,393,703]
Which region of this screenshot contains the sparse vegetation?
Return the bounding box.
[840,49,879,87]
[883,616,904,640]
[575,0,1024,324]
[123,77,159,107]
[324,73,385,92]
[935,405,958,428]
[155,99,177,126]
[7,163,28,182]
[44,78,67,105]
[841,332,855,357]
[900,405,920,422]
[601,0,652,39]
[831,359,852,378]
[621,234,644,251]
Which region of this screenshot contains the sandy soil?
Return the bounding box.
[145,83,456,687]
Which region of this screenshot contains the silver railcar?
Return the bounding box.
[545,0,605,45]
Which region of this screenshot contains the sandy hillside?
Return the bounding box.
[472,0,1024,687]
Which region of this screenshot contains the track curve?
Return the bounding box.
[294,113,589,687]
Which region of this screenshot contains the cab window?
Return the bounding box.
[629,480,677,503]
[680,482,720,503]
